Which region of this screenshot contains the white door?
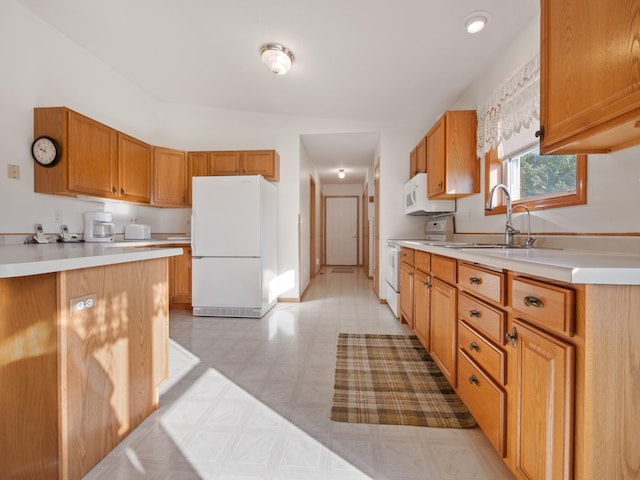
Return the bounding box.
[325,196,358,265]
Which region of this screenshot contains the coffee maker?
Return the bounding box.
[84,211,115,242]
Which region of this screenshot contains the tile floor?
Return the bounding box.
[85,268,514,479]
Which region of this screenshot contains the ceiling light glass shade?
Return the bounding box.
[338,169,346,179]
[465,11,490,33]
[260,43,295,75]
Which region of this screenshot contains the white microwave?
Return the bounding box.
[403,173,456,215]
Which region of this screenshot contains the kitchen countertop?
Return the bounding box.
[393,240,640,285]
[0,242,183,278]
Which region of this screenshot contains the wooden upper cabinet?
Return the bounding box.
[210,151,241,176]
[209,150,279,181]
[242,150,279,180]
[118,133,151,204]
[540,0,640,154]
[409,147,417,178]
[34,107,151,204]
[426,110,479,199]
[409,137,427,179]
[67,111,117,198]
[152,147,187,207]
[416,137,427,175]
[187,151,210,204]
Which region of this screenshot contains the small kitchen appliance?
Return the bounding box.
[403,173,456,215]
[124,223,151,240]
[84,211,115,242]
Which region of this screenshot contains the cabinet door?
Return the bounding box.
[187,152,210,204]
[170,246,192,309]
[513,319,575,480]
[409,147,417,178]
[416,136,427,175]
[210,151,241,175]
[430,277,457,386]
[540,0,640,154]
[241,150,276,177]
[399,261,414,328]
[426,117,446,197]
[152,147,187,207]
[118,133,151,204]
[413,269,431,349]
[426,111,479,199]
[68,111,117,197]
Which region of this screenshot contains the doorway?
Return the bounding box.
[309,175,317,278]
[324,196,359,265]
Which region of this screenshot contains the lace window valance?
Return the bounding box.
[476,54,540,159]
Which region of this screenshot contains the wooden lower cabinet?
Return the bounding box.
[413,269,431,348]
[430,276,457,387]
[400,248,640,479]
[170,245,192,309]
[0,259,169,480]
[511,318,575,480]
[399,260,414,327]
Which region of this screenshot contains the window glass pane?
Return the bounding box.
[507,147,577,201]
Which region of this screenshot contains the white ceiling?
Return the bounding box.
[19,0,539,185]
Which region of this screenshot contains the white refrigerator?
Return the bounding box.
[191,175,278,318]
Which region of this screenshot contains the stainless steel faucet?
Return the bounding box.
[512,204,536,248]
[485,184,519,246]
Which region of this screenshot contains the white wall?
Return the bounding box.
[0,0,163,236]
[452,14,640,235]
[0,0,424,300]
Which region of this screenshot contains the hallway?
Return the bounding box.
[85,268,513,479]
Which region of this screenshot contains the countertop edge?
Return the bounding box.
[0,245,183,278]
[391,240,640,285]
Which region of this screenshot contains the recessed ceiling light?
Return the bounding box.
[465,11,491,34]
[260,43,295,75]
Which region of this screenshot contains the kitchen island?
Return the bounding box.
[390,240,640,480]
[0,243,182,480]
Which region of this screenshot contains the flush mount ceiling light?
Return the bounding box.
[338,169,346,179]
[465,11,491,33]
[260,43,295,75]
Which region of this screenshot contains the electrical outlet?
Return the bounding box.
[7,164,19,179]
[54,209,63,223]
[69,294,97,313]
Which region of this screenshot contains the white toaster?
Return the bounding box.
[124,223,151,240]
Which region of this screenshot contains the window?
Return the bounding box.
[484,147,586,214]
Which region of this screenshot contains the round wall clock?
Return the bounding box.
[31,136,60,167]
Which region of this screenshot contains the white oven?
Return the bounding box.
[385,242,400,318]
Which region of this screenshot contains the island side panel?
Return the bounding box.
[58,258,169,480]
[583,284,640,480]
[0,273,59,480]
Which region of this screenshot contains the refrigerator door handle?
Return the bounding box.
[190,214,195,252]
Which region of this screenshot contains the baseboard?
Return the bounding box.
[278,296,301,303]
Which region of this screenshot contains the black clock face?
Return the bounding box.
[31,136,60,167]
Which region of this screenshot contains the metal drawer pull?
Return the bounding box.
[469,277,482,285]
[524,295,544,308]
[469,309,480,318]
[469,341,480,352]
[468,375,480,386]
[505,327,518,348]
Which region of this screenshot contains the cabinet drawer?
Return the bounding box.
[457,351,507,457]
[458,321,506,385]
[432,255,456,284]
[400,247,414,266]
[458,263,505,305]
[512,277,575,337]
[414,250,431,273]
[458,292,506,345]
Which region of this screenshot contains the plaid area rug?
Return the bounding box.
[331,333,476,428]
